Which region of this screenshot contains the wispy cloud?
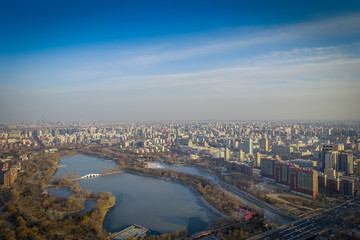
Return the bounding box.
[109,13,360,67]
[24,56,359,97]
[1,13,360,121]
[250,44,358,66]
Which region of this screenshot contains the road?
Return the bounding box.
[248,197,360,240]
[219,180,298,222]
[193,166,298,224]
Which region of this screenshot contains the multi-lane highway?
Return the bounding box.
[248,197,360,240]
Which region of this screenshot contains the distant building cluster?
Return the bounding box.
[0,120,359,199]
[0,130,37,150]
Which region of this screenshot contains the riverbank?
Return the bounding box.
[124,169,227,218]
[165,163,297,225]
[53,152,223,236]
[53,148,270,238]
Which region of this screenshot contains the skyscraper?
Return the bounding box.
[244,138,253,155]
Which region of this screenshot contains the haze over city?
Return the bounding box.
[1,0,360,122]
[1,3,360,238]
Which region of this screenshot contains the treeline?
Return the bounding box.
[80,191,116,235]
[211,216,267,240]
[0,152,114,240]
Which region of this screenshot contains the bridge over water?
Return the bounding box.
[70,170,122,181]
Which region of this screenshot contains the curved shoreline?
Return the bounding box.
[55,152,228,235]
[56,151,294,227]
[170,164,298,225]
[124,169,227,218]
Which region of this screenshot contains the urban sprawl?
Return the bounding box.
[1,121,359,199]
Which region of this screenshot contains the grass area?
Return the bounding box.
[266,194,311,216]
[278,194,319,209]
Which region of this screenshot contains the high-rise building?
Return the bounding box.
[324,151,338,171]
[3,171,17,186]
[289,167,318,198]
[338,152,354,176]
[272,145,294,155]
[238,150,245,162]
[275,161,290,185]
[244,138,253,155]
[260,158,318,198]
[261,158,276,179]
[224,148,230,161]
[232,140,239,149]
[340,179,355,196]
[255,152,261,167]
[321,145,333,171]
[259,138,268,152]
[325,168,337,178]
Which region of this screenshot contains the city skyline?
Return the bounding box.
[1,1,360,122]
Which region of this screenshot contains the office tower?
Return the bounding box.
[244,138,253,155]
[338,152,354,176]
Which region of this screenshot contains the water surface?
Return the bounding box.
[168,164,295,225]
[54,154,220,234]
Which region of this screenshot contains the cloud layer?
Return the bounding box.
[1,14,360,122]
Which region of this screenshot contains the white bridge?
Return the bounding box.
[79,173,101,179]
[70,170,122,181]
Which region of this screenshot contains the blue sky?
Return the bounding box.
[1,1,360,122]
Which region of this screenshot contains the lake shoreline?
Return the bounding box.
[54,152,224,235]
[124,169,227,218]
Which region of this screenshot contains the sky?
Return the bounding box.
[1,0,360,122]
